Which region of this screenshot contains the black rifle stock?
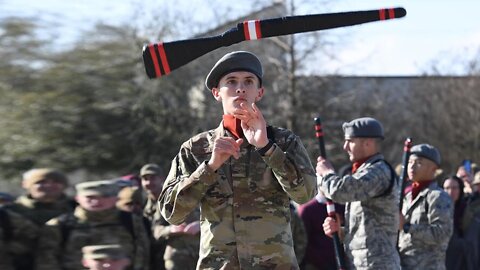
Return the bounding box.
[398,137,412,212]
[397,137,412,247]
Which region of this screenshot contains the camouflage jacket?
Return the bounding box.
[144,197,168,237]
[9,194,75,226]
[144,198,167,270]
[0,208,39,270]
[158,123,316,270]
[317,154,400,270]
[0,230,13,270]
[145,198,200,270]
[398,182,453,270]
[35,206,150,270]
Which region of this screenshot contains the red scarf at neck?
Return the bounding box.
[351,156,372,174]
[411,180,433,201]
[223,115,244,139]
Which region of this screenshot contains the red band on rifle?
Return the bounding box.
[255,20,262,39]
[148,44,161,78]
[243,21,250,40]
[243,20,262,40]
[379,9,386,20]
[158,43,171,75]
[388,8,395,19]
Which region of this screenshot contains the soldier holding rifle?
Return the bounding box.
[398,144,453,270]
[316,117,400,269]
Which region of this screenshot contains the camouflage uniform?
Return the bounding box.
[35,206,150,270]
[159,124,316,269]
[36,180,150,270]
[143,198,167,270]
[317,153,400,270]
[0,227,14,270]
[146,187,211,270]
[161,209,200,270]
[0,208,39,270]
[398,182,453,270]
[9,194,75,226]
[0,235,13,270]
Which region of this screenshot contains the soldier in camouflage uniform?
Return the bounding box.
[35,180,150,270]
[141,163,200,270]
[8,168,75,226]
[398,144,453,270]
[0,207,39,270]
[158,51,317,269]
[117,186,143,214]
[317,117,400,269]
[0,231,13,270]
[82,244,132,270]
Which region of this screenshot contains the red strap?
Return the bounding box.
[255,20,262,39]
[157,43,171,75]
[379,9,386,20]
[243,21,250,40]
[148,44,161,78]
[388,8,395,19]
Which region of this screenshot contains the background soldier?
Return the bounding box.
[116,186,143,214]
[317,117,400,269]
[0,207,39,270]
[398,144,453,270]
[82,244,132,270]
[140,163,200,270]
[35,180,150,270]
[158,51,316,269]
[0,230,13,270]
[8,168,74,226]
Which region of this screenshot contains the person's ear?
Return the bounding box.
[255,87,265,102]
[212,87,221,101]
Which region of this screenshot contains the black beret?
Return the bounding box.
[410,144,441,166]
[342,117,384,139]
[205,51,263,90]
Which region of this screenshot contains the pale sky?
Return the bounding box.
[2,0,480,75]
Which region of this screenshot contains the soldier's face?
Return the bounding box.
[76,195,118,212]
[408,155,437,182]
[82,258,130,270]
[443,178,460,202]
[212,71,264,115]
[29,179,66,202]
[141,174,164,197]
[343,138,368,162]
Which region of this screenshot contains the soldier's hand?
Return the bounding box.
[184,221,200,235]
[234,102,269,148]
[316,156,335,177]
[208,137,244,171]
[323,216,339,237]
